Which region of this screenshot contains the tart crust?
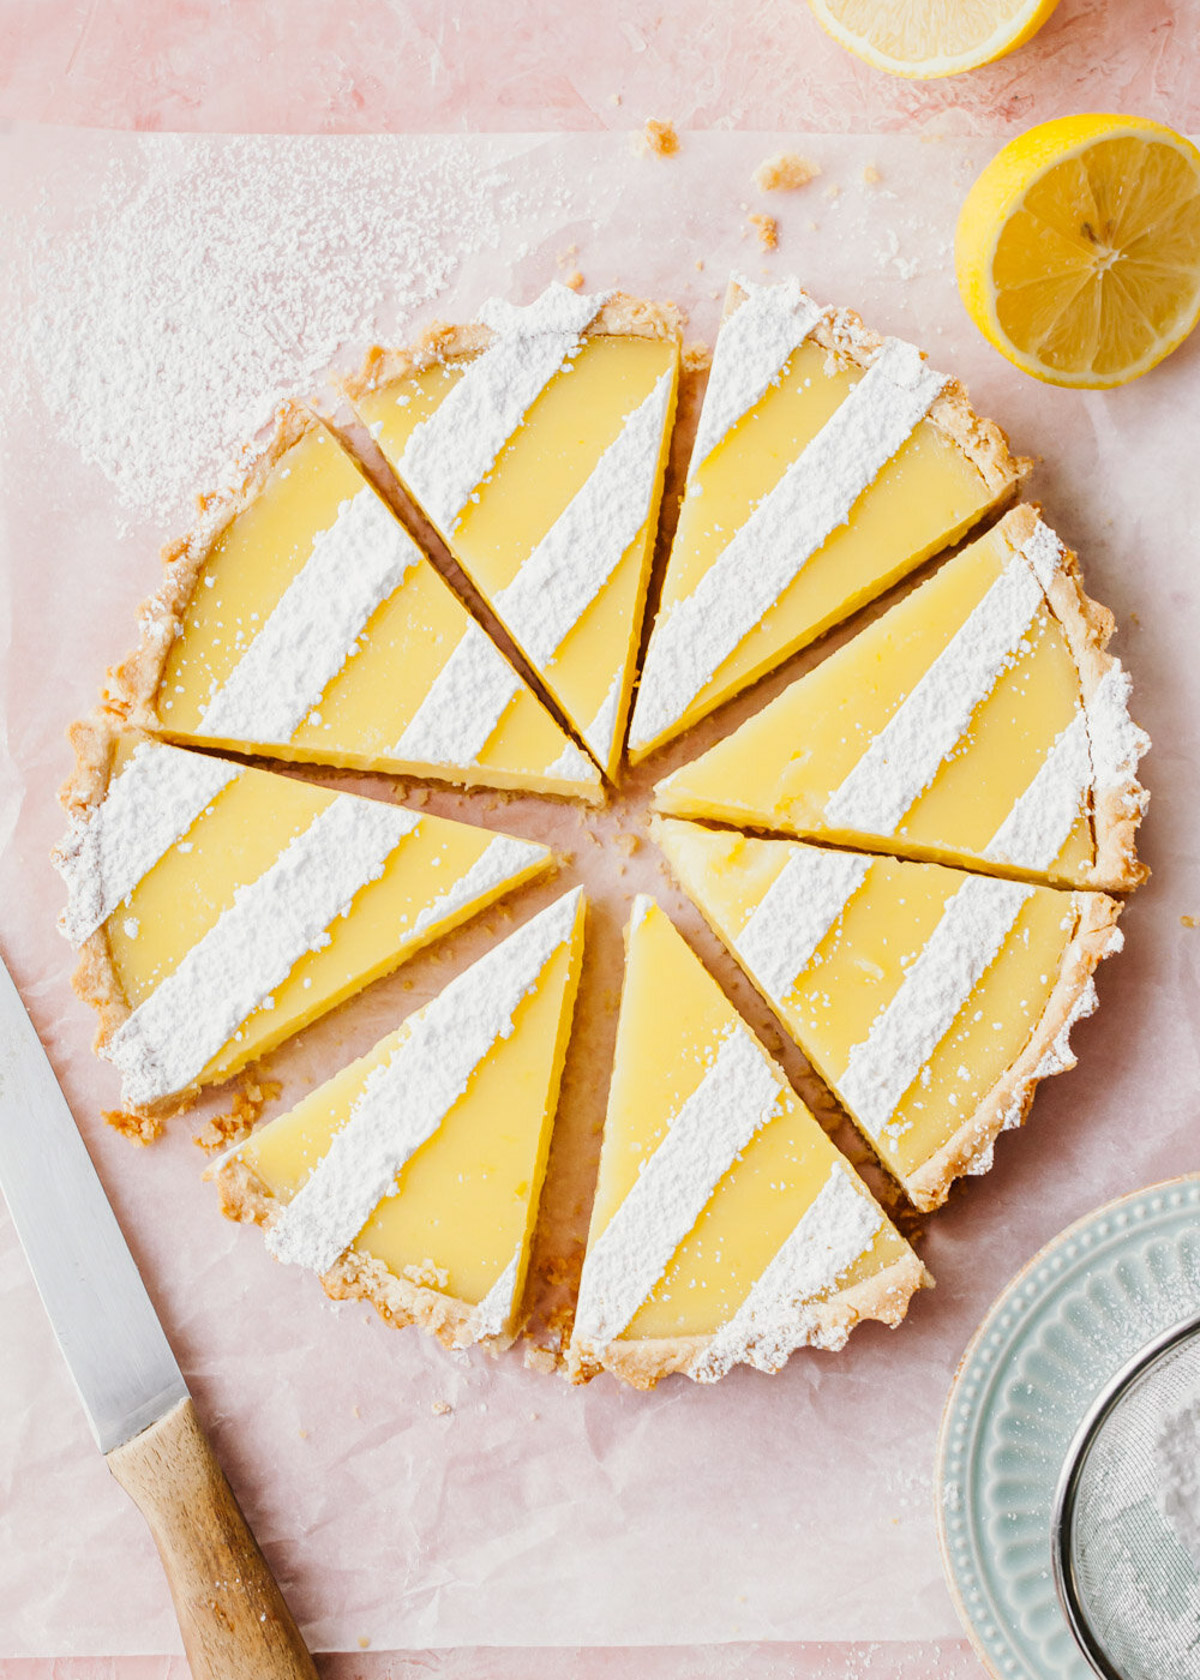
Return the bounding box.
[343,291,684,402]
[217,1155,519,1353]
[566,1248,931,1390]
[1001,501,1149,893]
[905,889,1123,1212]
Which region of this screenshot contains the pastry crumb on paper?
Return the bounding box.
[104,1107,163,1145]
[748,212,779,250]
[638,118,679,157]
[753,151,820,192]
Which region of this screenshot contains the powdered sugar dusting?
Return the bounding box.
[736,846,871,999]
[393,621,523,769]
[4,135,569,525]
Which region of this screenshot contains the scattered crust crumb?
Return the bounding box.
[694,256,705,272]
[298,1428,309,1440]
[408,786,429,807]
[609,92,622,107]
[105,1108,163,1145]
[1183,915,1197,929]
[753,151,820,193]
[352,1405,361,1419]
[357,1636,371,1650]
[556,242,579,264]
[639,118,679,157]
[1130,610,1141,627]
[564,269,585,292]
[403,1258,449,1290]
[615,832,640,856]
[863,163,881,185]
[431,1399,453,1416]
[193,1076,281,1153]
[523,1343,559,1375]
[682,339,712,373]
[824,182,841,202]
[748,212,779,251]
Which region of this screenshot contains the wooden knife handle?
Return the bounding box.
[106,1396,318,1680]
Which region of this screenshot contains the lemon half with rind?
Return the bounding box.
[808,0,1060,80]
[956,115,1200,389]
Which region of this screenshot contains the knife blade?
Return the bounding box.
[0,954,318,1680]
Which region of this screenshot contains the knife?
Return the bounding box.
[0,954,318,1680]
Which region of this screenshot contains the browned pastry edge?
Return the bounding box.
[216,1156,516,1353]
[342,291,685,400]
[992,502,1149,892]
[904,890,1123,1212]
[565,1249,930,1390]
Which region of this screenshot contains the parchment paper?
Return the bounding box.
[1,126,1197,1656]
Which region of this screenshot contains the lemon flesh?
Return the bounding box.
[957,115,1200,388]
[808,0,1059,79]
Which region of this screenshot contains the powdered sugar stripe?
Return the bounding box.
[736,848,871,999]
[984,710,1091,872]
[265,889,582,1275]
[409,832,549,939]
[543,737,601,785]
[393,621,521,767]
[688,277,823,479]
[1086,663,1151,803]
[574,1026,784,1348]
[196,490,418,743]
[824,558,1043,837]
[55,743,243,947]
[630,338,947,750]
[494,367,673,670]
[582,672,623,769]
[467,1246,523,1343]
[839,875,1033,1143]
[105,797,420,1106]
[398,285,609,533]
[690,1165,882,1381]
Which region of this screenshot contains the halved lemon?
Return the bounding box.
[956,115,1200,389]
[807,0,1059,79]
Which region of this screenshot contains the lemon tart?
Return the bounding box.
[627,275,1023,761]
[655,505,1149,891]
[54,718,553,1119]
[111,403,602,803]
[217,889,586,1350]
[567,895,928,1387]
[348,284,680,778]
[654,818,1123,1211]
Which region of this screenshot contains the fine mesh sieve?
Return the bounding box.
[1053,1312,1200,1680]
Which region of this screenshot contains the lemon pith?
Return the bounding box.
[956,115,1200,388]
[808,0,1060,80]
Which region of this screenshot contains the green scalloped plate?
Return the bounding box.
[936,1176,1200,1680]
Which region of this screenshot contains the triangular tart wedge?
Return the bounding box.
[567,895,927,1388]
[654,505,1149,891]
[348,284,681,778]
[627,275,1023,761]
[654,818,1123,1212]
[53,719,553,1123]
[216,889,586,1352]
[111,403,602,804]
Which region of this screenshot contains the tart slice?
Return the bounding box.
[113,404,601,803]
[349,283,680,777]
[567,895,927,1388]
[654,818,1123,1212]
[53,721,553,1121]
[627,275,1023,761]
[217,889,586,1351]
[655,506,1149,891]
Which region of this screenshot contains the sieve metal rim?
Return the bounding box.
[1051,1307,1200,1680]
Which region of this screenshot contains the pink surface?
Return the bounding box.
[2,7,1200,1680]
[2,0,1200,136]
